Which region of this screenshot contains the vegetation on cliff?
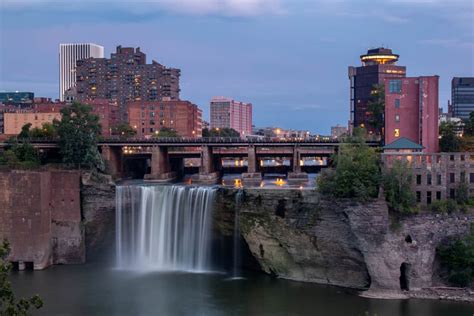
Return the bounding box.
[0,240,43,315]
[317,128,381,200]
[0,139,40,169]
[437,228,474,287]
[382,160,417,214]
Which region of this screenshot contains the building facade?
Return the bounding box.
[385,76,439,153]
[331,124,348,139]
[349,47,406,134]
[0,92,34,106]
[451,77,474,120]
[3,112,62,135]
[128,100,202,138]
[74,46,180,121]
[383,152,474,204]
[59,43,104,101]
[210,97,252,137]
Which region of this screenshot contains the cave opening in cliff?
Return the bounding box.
[405,235,412,243]
[399,262,411,290]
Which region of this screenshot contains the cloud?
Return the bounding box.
[419,38,474,49]
[0,0,285,17]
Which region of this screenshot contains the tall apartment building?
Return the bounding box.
[451,77,474,120]
[349,47,406,134]
[74,46,180,121]
[385,76,439,153]
[210,97,252,137]
[59,43,104,101]
[128,100,202,138]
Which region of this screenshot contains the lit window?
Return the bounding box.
[395,114,400,122]
[394,129,400,137]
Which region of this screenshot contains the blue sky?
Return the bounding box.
[0,0,473,134]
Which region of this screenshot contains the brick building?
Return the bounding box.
[74,46,180,121]
[3,112,62,135]
[385,76,439,153]
[349,47,406,134]
[210,97,252,137]
[128,100,202,138]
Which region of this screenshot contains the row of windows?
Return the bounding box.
[415,172,474,185]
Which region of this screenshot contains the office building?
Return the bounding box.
[331,124,348,139]
[385,76,439,153]
[59,43,104,101]
[128,100,202,138]
[349,47,406,134]
[74,46,180,121]
[451,77,474,119]
[210,97,252,137]
[0,92,34,106]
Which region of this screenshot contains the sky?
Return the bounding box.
[0,0,473,134]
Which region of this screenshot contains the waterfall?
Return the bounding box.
[232,188,244,278]
[116,185,216,272]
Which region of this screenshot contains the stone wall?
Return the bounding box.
[0,170,84,269]
[215,187,473,295]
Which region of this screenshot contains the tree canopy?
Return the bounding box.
[54,102,103,169]
[112,123,136,138]
[439,122,461,152]
[202,127,240,138]
[367,83,385,137]
[317,131,381,201]
[382,159,417,214]
[153,127,180,138]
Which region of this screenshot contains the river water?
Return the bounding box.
[10,264,473,316]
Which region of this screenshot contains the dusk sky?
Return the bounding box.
[1,0,473,134]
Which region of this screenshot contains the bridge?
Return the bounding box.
[1,137,380,183]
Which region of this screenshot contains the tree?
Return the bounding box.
[112,123,136,138]
[0,240,43,315]
[153,127,180,138]
[203,127,239,138]
[29,123,57,138]
[317,134,381,201]
[367,83,385,137]
[437,232,474,287]
[382,159,416,214]
[18,123,32,139]
[463,111,474,136]
[54,102,103,169]
[439,122,461,152]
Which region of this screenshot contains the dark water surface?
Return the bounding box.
[10,263,473,316]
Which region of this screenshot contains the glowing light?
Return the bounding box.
[394,129,400,137]
[274,178,286,186]
[234,179,242,188]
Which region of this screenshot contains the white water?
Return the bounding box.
[116,185,216,272]
[232,189,244,278]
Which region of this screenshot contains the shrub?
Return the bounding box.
[382,160,416,214]
[437,233,474,287]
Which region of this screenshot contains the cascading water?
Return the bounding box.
[232,188,244,278]
[116,184,216,272]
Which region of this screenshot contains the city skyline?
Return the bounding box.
[1,0,473,133]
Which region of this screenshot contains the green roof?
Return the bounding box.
[383,137,423,150]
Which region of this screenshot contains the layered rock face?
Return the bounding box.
[215,188,473,293]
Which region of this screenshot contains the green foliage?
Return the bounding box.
[202,127,240,138]
[112,123,136,138]
[152,127,180,138]
[429,199,458,214]
[0,139,40,169]
[437,233,474,287]
[382,160,417,214]
[366,84,385,136]
[317,134,381,201]
[0,240,43,315]
[455,181,470,205]
[29,123,57,138]
[463,111,474,137]
[54,102,103,170]
[18,124,32,139]
[439,122,461,152]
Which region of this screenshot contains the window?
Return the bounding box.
[450,155,454,161]
[389,80,402,93]
[450,189,455,199]
[436,191,441,200]
[437,174,442,185]
[427,191,432,205]
[395,114,400,122]
[461,172,466,182]
[470,173,474,183]
[461,155,465,161]
[416,174,422,185]
[427,174,432,185]
[394,129,400,137]
[450,173,455,183]
[416,191,421,203]
[395,99,400,108]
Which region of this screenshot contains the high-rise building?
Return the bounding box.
[385,76,439,153]
[330,124,348,139]
[451,77,474,120]
[59,43,104,101]
[74,46,180,121]
[349,47,406,134]
[128,100,202,138]
[210,97,252,137]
